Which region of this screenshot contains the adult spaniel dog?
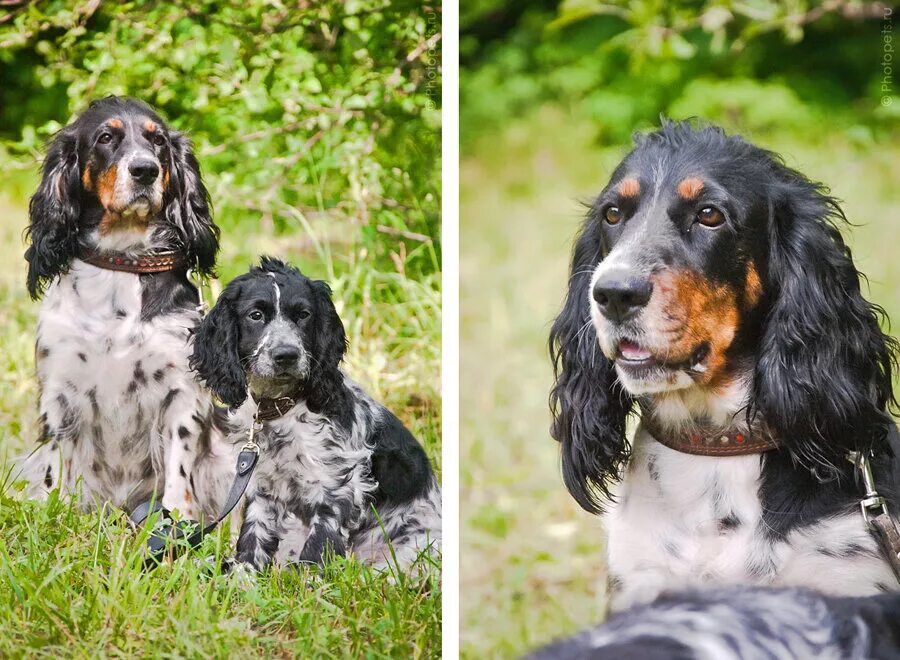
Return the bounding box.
[190,258,441,570]
[21,96,232,519]
[550,121,900,611]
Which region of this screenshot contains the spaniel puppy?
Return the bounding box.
[190,257,441,570]
[21,96,233,519]
[550,121,900,611]
[528,587,900,659]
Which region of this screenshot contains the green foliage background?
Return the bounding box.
[2,0,440,277]
[462,0,897,147]
[0,1,441,656]
[461,0,899,656]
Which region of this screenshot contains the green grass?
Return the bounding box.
[0,175,442,657]
[460,106,900,657]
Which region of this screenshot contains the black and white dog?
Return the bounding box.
[21,96,233,519]
[528,587,900,659]
[190,257,441,570]
[550,121,900,611]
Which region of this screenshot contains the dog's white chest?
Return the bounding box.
[38,265,196,402]
[605,432,897,610]
[606,439,765,606]
[34,263,201,505]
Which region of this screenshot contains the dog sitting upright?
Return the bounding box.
[190,257,441,570]
[21,97,233,518]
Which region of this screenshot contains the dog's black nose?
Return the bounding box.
[593,275,653,322]
[129,159,159,185]
[272,346,301,366]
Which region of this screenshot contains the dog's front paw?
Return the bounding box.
[226,560,259,588]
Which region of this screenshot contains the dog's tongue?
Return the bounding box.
[619,340,652,361]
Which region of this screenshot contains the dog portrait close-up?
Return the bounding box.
[461,1,900,658]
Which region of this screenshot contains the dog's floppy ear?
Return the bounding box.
[549,210,634,514]
[190,285,247,407]
[311,279,347,373]
[754,168,897,474]
[25,127,82,299]
[166,131,219,277]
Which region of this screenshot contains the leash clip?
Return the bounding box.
[849,451,890,525]
[242,406,263,453]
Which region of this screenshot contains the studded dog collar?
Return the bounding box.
[79,249,188,274]
[641,408,779,456]
[251,393,301,421]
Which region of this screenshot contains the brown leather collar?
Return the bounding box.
[642,410,779,457]
[252,393,301,421]
[79,249,187,274]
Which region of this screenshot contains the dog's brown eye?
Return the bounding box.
[153,134,166,147]
[604,206,622,225]
[248,310,264,321]
[697,206,725,227]
[98,133,113,145]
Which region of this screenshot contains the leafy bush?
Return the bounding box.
[461,0,898,148]
[0,0,441,279]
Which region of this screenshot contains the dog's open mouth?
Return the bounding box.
[617,339,655,366]
[615,339,710,375]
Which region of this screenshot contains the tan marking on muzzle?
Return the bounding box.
[96,164,150,236]
[677,177,705,200]
[617,177,640,198]
[745,262,763,308]
[82,166,93,191]
[651,269,740,388]
[97,165,118,210]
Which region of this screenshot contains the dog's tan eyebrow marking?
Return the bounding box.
[143,120,157,133]
[617,177,640,198]
[107,118,123,129]
[677,177,705,200]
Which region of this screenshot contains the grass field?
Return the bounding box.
[0,172,442,657]
[459,107,900,657]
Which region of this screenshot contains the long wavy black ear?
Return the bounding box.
[308,279,348,401]
[189,288,246,407]
[166,131,218,277]
[549,211,634,514]
[25,127,82,299]
[754,169,897,474]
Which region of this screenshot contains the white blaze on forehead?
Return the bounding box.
[268,272,281,315]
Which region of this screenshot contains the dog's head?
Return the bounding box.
[26,96,218,298]
[190,257,347,408]
[550,121,897,513]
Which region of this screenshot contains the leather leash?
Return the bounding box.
[849,451,900,584]
[129,410,262,569]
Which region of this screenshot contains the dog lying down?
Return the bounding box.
[526,586,900,660]
[190,257,441,571]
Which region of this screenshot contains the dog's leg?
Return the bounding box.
[26,389,81,501]
[296,501,349,566]
[159,387,206,520]
[235,490,282,570]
